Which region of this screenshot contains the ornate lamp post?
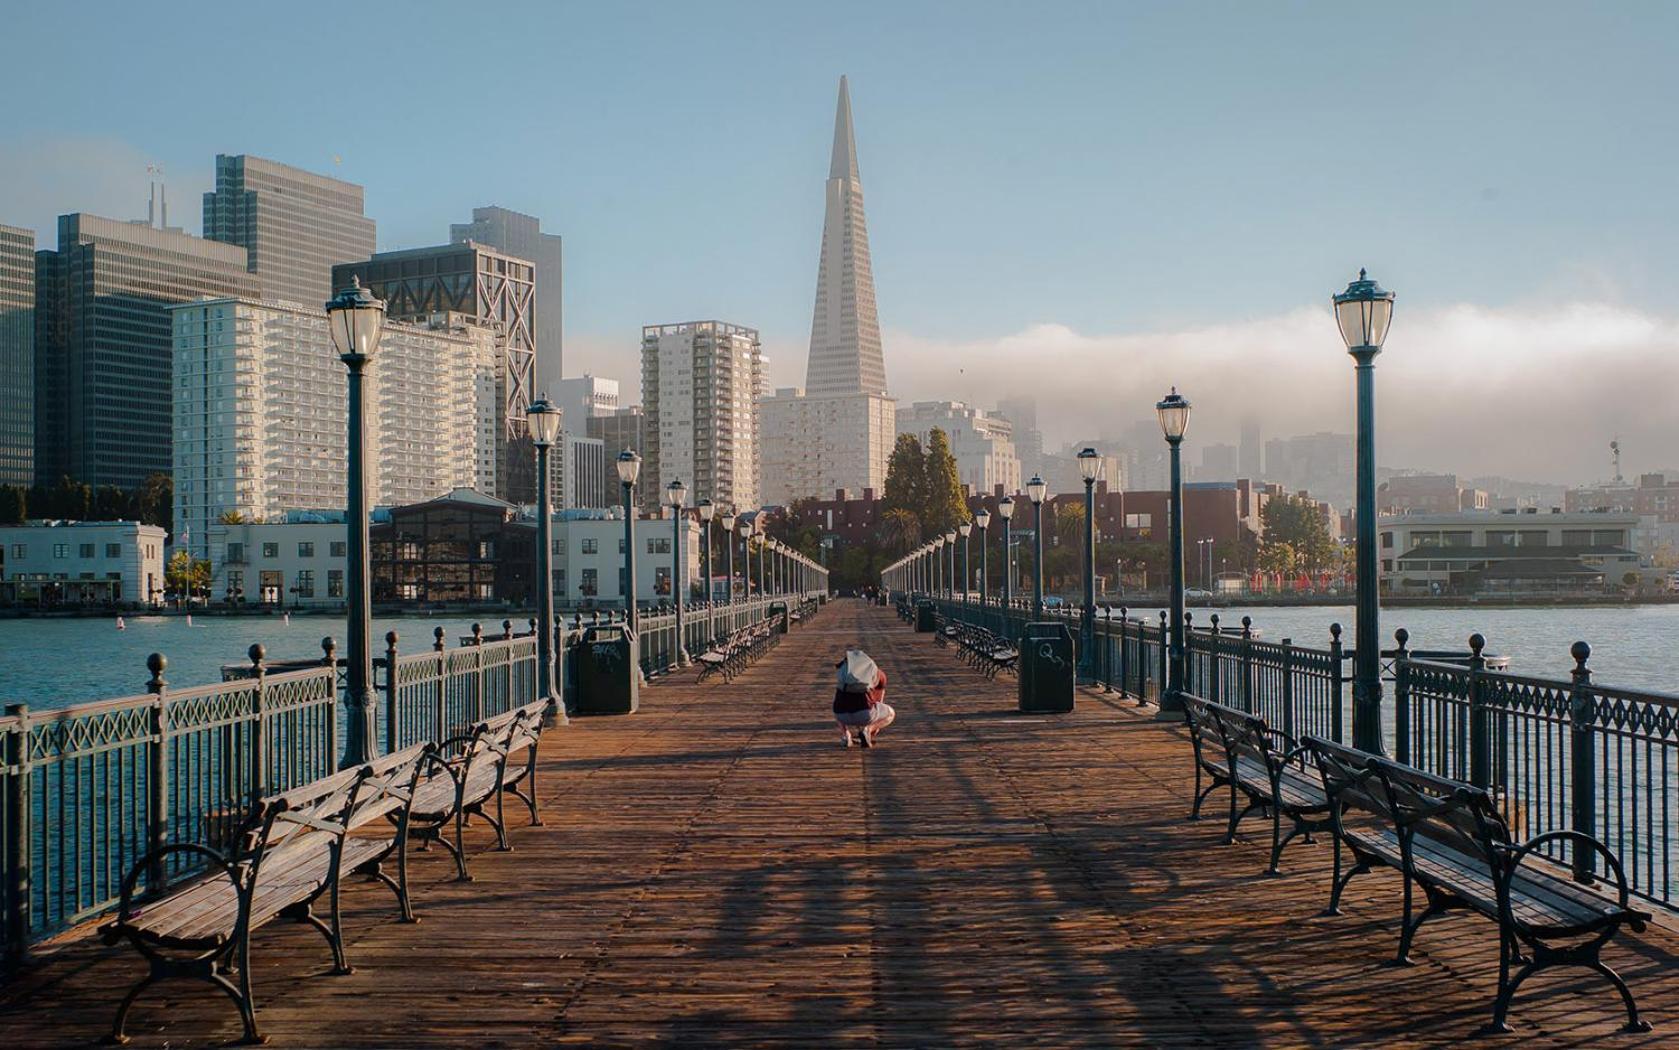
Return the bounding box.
[998,496,1015,618]
[697,499,715,608]
[666,479,688,665]
[326,278,385,768]
[737,518,752,601]
[616,450,641,632]
[975,508,991,623]
[1026,475,1047,620]
[720,511,736,606]
[528,396,562,714]
[1078,447,1102,680]
[944,530,957,600]
[1334,268,1396,754]
[1156,389,1191,719]
[958,521,972,606]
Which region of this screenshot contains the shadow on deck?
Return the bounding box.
[2,600,1676,1048]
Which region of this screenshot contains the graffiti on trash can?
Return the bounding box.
[591,643,623,671]
[1037,643,1068,669]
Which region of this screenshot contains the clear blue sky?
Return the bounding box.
[4,1,1676,477]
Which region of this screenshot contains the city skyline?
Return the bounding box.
[1,3,1674,484]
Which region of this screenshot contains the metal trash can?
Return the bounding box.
[574,624,639,716]
[1018,621,1075,713]
[768,600,789,634]
[915,600,938,633]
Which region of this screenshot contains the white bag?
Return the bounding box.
[837,649,879,693]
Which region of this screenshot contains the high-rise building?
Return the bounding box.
[759,77,896,505]
[996,395,1044,482]
[1199,442,1237,481]
[542,376,617,508]
[551,375,617,427]
[587,407,647,506]
[896,401,1021,496]
[806,76,887,398]
[334,243,537,503]
[0,224,34,486]
[1239,418,1262,480]
[641,321,763,513]
[560,433,609,511]
[203,154,376,307]
[34,214,255,489]
[169,297,498,556]
[1263,431,1354,507]
[450,207,562,389]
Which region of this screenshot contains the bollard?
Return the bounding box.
[1328,624,1345,744]
[1568,641,1597,883]
[1392,628,1411,764]
[384,631,400,753]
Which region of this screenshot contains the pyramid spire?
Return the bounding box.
[806,77,888,398]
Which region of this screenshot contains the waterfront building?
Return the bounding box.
[895,401,1020,497]
[203,154,376,306]
[550,510,700,606]
[34,214,255,489]
[206,515,347,608]
[587,406,648,505]
[0,520,165,607]
[641,321,763,513]
[334,242,538,503]
[758,387,894,506]
[370,489,535,605]
[170,298,498,556]
[1567,472,1679,523]
[0,224,33,485]
[1379,473,1490,515]
[450,207,562,389]
[1379,509,1641,595]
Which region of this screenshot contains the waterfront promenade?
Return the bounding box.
[2,600,1676,1047]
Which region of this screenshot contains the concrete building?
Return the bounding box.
[207,516,347,608]
[1239,419,1262,481]
[1379,509,1640,595]
[34,214,256,489]
[641,321,764,513]
[995,396,1044,484]
[1263,431,1354,508]
[560,432,609,511]
[550,511,700,606]
[759,387,894,506]
[895,401,1020,497]
[1379,473,1489,515]
[1567,473,1679,523]
[203,154,376,306]
[169,298,499,556]
[545,375,617,508]
[334,242,538,503]
[587,407,647,505]
[450,207,562,389]
[0,520,165,607]
[0,224,33,485]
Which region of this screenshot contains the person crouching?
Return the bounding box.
[834,648,894,748]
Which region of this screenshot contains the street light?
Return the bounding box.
[944,530,957,601]
[975,508,991,624]
[697,499,715,608]
[1078,448,1102,680]
[528,395,562,718]
[720,511,737,607]
[998,496,1015,623]
[616,450,641,632]
[1334,268,1395,753]
[666,479,688,665]
[326,277,385,768]
[737,517,753,600]
[1025,475,1047,619]
[1156,388,1191,719]
[957,520,972,606]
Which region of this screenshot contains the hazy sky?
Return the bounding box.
[4,1,1676,484]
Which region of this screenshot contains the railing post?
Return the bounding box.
[1117,608,1129,701]
[4,703,31,967]
[321,638,338,772]
[471,624,486,724]
[1239,617,1254,714]
[1157,610,1168,705]
[1207,613,1221,702]
[433,627,447,742]
[1183,612,1194,695]
[248,644,268,803]
[1468,633,1490,789]
[1280,638,1296,743]
[383,631,400,754]
[146,653,169,893]
[1392,628,1410,766]
[1099,606,1112,692]
[1568,641,1597,883]
[1328,623,1345,744]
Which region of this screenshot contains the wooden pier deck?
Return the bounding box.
[3,599,1677,1048]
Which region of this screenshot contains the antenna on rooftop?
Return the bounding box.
[1611,438,1623,485]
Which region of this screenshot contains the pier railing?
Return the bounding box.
[914,593,1678,909]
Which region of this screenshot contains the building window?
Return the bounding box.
[648,538,671,555]
[618,538,626,554]
[295,570,315,598]
[227,570,243,596]
[78,543,95,559]
[1594,529,1626,547]
[53,544,68,559]
[655,566,671,595]
[327,570,344,598]
[1562,529,1592,547]
[227,542,244,563]
[106,543,122,558]
[262,542,279,559]
[580,568,598,596]
[298,542,314,558]
[581,538,599,554]
[330,541,346,558]
[10,544,24,558]
[1487,530,1515,548]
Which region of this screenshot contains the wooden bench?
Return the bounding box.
[1305,735,1653,1034]
[408,699,550,881]
[1180,694,1330,874]
[695,620,776,683]
[950,622,1018,679]
[100,742,433,1045]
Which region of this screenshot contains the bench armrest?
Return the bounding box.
[109,842,242,936]
[1499,830,1644,926]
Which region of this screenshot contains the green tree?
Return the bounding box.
[881,433,927,532]
[218,509,248,525]
[1260,494,1334,573]
[878,507,921,556]
[165,549,212,604]
[92,485,129,520]
[921,427,967,537]
[0,484,25,525]
[132,473,173,529]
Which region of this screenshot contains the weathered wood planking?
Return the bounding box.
[1,599,1676,1048]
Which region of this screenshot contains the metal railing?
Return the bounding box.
[554,593,825,681]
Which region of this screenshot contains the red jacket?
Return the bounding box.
[833,669,887,715]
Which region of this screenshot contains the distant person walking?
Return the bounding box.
[834,648,894,748]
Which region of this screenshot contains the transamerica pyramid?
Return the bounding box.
[805,76,889,398]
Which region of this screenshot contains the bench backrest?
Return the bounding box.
[1209,703,1274,772]
[1181,694,1224,768]
[243,742,433,860]
[1304,736,1391,824]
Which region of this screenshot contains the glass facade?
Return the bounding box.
[0,224,34,485]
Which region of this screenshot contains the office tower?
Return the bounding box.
[996,395,1044,481]
[759,386,894,506]
[1263,431,1355,507]
[34,214,255,489]
[334,243,537,503]
[806,76,887,397]
[641,321,763,513]
[450,207,562,389]
[895,401,1021,496]
[1200,442,1237,480]
[0,224,33,485]
[204,154,376,306]
[560,433,609,510]
[1239,418,1262,480]
[546,375,617,506]
[587,406,647,505]
[551,375,617,427]
[170,298,497,555]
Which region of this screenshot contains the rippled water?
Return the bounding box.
[2,603,1677,708]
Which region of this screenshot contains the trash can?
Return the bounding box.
[1018,621,1075,713]
[768,600,789,634]
[915,600,938,633]
[574,623,639,716]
